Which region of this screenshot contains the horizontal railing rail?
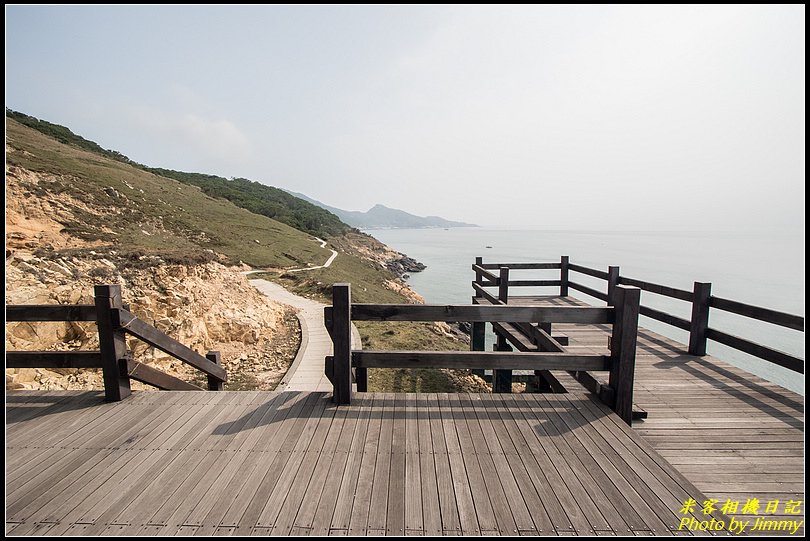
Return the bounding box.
[617,276,694,302]
[479,262,561,270]
[349,350,610,371]
[328,303,615,324]
[6,304,98,322]
[709,296,804,331]
[6,284,226,400]
[325,282,641,424]
[473,257,805,374]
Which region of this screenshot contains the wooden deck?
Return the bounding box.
[508,295,805,530]
[6,390,725,536]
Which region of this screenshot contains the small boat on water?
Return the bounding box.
[485,245,493,248]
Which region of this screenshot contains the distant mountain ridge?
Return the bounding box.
[288,191,477,230]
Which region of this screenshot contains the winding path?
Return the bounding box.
[244,237,337,277]
[248,278,360,392]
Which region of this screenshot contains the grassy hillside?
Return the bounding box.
[6,109,349,239]
[7,112,487,394]
[6,118,329,269]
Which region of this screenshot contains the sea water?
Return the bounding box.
[371,228,805,394]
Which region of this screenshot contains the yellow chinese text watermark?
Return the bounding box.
[677,498,803,535]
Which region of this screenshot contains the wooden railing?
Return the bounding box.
[324,282,642,424]
[6,284,226,401]
[473,256,805,374]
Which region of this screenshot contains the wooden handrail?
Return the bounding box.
[568,281,609,302]
[349,350,610,371]
[5,351,104,369]
[116,309,227,382]
[474,257,805,372]
[471,263,499,284]
[506,279,561,287]
[709,296,804,331]
[568,263,609,280]
[639,305,691,331]
[618,276,694,302]
[324,282,641,424]
[341,303,615,324]
[6,305,97,322]
[479,262,561,270]
[705,328,803,373]
[5,284,226,400]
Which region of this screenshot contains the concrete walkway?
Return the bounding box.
[249,278,361,392]
[284,237,338,272]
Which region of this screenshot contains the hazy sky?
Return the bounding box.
[5,5,805,230]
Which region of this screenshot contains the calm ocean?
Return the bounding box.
[371,228,805,394]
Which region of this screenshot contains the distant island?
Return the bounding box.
[288,191,478,230]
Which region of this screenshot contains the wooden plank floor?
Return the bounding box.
[6,390,726,536]
[508,295,805,531]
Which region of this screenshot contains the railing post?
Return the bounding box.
[493,266,512,390]
[607,266,620,306]
[492,334,513,393]
[609,285,640,425]
[206,351,224,391]
[331,283,352,404]
[688,282,712,356]
[471,320,486,378]
[498,266,509,304]
[473,256,483,298]
[560,256,569,296]
[94,284,131,402]
[356,367,368,392]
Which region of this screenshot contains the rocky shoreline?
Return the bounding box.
[384,253,426,278]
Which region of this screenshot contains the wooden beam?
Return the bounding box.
[206,351,224,391]
[609,285,640,426]
[709,296,804,331]
[498,267,509,305]
[531,326,567,353]
[479,262,560,270]
[5,351,104,369]
[473,256,484,298]
[705,328,804,373]
[560,255,569,296]
[94,284,131,402]
[350,304,614,324]
[491,322,536,352]
[568,281,608,302]
[607,266,620,306]
[351,350,609,371]
[533,370,567,393]
[331,283,352,404]
[6,305,97,322]
[618,276,693,302]
[567,371,647,420]
[471,263,499,284]
[688,282,712,355]
[116,309,227,382]
[471,282,500,305]
[470,320,487,378]
[492,338,513,393]
[126,359,204,391]
[639,304,691,331]
[506,280,561,287]
[568,263,609,280]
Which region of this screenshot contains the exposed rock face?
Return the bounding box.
[6,162,300,392]
[5,255,298,391]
